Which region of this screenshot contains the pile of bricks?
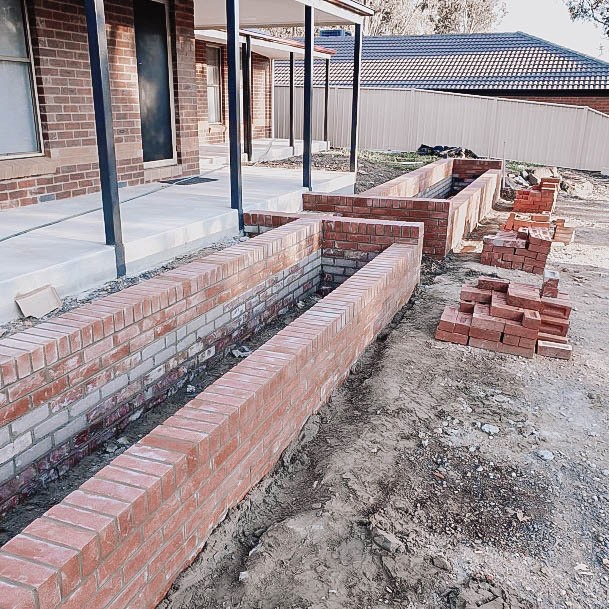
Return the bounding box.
[513,178,561,213]
[435,270,573,360]
[502,212,575,245]
[480,227,553,275]
[503,211,551,231]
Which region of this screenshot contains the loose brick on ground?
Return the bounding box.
[435,272,574,359]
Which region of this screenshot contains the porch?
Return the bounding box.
[0,165,355,323]
[200,138,330,168]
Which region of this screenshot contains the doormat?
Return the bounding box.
[161,176,218,185]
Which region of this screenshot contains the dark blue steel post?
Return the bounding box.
[83,0,126,277]
[350,23,362,174]
[226,0,244,232]
[242,34,253,162]
[303,5,314,190]
[324,58,330,143]
[289,52,295,149]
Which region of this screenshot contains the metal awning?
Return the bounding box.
[195,29,335,60]
[194,0,373,28]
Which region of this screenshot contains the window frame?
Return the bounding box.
[206,45,223,125]
[0,0,44,160]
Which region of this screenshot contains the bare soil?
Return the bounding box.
[255,149,436,194]
[159,175,609,609]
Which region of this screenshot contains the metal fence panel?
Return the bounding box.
[274,85,609,171]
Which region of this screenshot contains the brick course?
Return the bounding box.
[0,229,422,609]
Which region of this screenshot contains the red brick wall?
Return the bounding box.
[196,40,273,145]
[503,94,609,116]
[0,0,199,211]
[363,158,454,198]
[243,211,424,284]
[0,221,421,609]
[300,160,502,258]
[0,221,323,516]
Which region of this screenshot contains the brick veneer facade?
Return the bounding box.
[195,40,273,145]
[450,91,609,116]
[0,0,200,211]
[505,93,609,116]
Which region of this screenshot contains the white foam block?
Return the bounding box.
[15,285,62,319]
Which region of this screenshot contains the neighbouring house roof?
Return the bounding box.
[274,31,609,91]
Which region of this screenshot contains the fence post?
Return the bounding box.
[576,107,589,170]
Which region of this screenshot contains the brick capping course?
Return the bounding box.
[0,234,422,609]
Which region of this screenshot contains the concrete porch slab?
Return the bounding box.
[0,166,355,323]
[199,138,330,168]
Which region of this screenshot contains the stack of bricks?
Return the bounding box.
[552,218,576,245]
[513,178,561,214]
[435,270,573,360]
[503,211,551,231]
[480,227,553,275]
[502,212,575,246]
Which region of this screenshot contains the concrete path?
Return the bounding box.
[0,166,354,323]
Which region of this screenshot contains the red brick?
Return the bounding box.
[435,329,468,345]
[0,579,36,609]
[0,553,60,609]
[468,337,500,352]
[2,535,81,598]
[537,340,573,360]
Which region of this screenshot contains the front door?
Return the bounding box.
[133,0,175,164]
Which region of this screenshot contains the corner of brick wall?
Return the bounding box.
[0,224,422,609]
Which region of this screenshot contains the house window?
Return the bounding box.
[207,46,222,124]
[0,0,41,157]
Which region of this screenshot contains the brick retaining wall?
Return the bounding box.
[0,228,422,609]
[244,212,423,286]
[0,222,324,515]
[302,164,501,259]
[0,217,423,516]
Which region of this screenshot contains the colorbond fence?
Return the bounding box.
[274,85,609,171]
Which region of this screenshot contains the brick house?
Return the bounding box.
[0,1,334,211]
[195,29,334,147]
[275,31,609,114]
[1,0,200,210]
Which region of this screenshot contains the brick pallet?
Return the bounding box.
[435,270,573,360]
[480,227,553,275]
[513,178,561,213]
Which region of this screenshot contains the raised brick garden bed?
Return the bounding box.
[480,227,553,275]
[435,270,573,360]
[301,158,502,259]
[0,217,423,517]
[0,224,422,609]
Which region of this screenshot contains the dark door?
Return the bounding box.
[133,0,174,163]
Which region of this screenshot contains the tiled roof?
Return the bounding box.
[274,32,609,91]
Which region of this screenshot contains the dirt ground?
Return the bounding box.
[256,149,436,194]
[159,176,609,609]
